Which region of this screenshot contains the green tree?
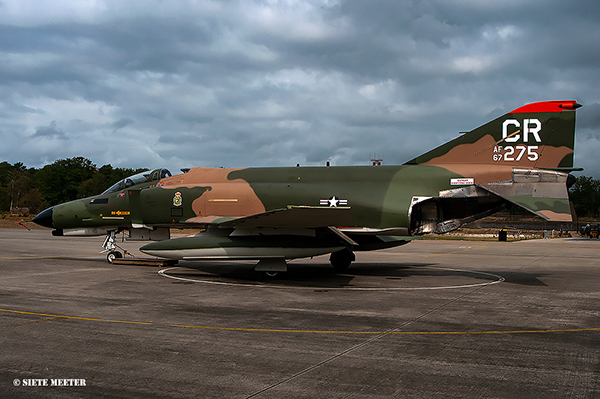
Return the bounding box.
[0,162,38,212]
[569,176,600,218]
[36,157,96,206]
[0,162,13,211]
[0,159,150,212]
[20,188,43,213]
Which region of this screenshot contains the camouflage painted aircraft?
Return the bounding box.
[33,100,581,274]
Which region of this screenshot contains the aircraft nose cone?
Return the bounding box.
[32,206,55,228]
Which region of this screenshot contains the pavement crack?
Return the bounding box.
[246,282,496,398]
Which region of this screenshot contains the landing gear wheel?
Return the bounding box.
[329,249,355,271]
[107,251,123,264]
[264,271,279,277]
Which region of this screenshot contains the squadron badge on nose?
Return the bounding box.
[173,192,183,207]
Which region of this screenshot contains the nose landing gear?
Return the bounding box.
[102,231,134,263]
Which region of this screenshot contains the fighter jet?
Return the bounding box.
[33,100,581,274]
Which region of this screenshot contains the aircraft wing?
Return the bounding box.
[181,206,355,229]
[144,205,414,260]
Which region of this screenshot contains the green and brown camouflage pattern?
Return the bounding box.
[141,100,579,228]
[35,100,580,259]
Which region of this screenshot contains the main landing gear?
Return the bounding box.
[329,249,355,271]
[254,258,287,277]
[253,250,356,277]
[102,231,134,263]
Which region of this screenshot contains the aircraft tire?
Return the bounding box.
[107,251,123,264]
[329,249,355,271]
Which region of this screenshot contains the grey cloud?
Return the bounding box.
[0,0,599,177]
[31,121,66,139]
[2,99,44,115]
[576,103,600,131]
[110,117,134,131]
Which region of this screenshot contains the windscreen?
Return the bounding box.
[102,170,150,194]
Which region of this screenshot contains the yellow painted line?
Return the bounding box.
[166,324,600,335]
[165,324,379,333]
[422,245,488,258]
[1,308,598,335]
[0,308,152,325]
[397,328,600,335]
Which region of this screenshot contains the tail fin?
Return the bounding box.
[406,100,581,223]
[406,100,580,170]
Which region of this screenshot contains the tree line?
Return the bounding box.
[2,157,600,219]
[0,157,146,214]
[568,176,600,219]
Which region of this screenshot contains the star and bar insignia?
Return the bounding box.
[320,196,348,207]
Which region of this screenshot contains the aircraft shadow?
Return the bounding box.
[160,261,549,288]
[491,271,549,286]
[349,265,549,286]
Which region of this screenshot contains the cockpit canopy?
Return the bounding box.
[102,168,172,194]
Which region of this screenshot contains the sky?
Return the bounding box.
[1,0,600,177]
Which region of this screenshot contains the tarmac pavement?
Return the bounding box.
[0,228,599,398]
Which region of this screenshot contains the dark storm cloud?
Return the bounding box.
[0,0,599,176]
[32,121,66,139]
